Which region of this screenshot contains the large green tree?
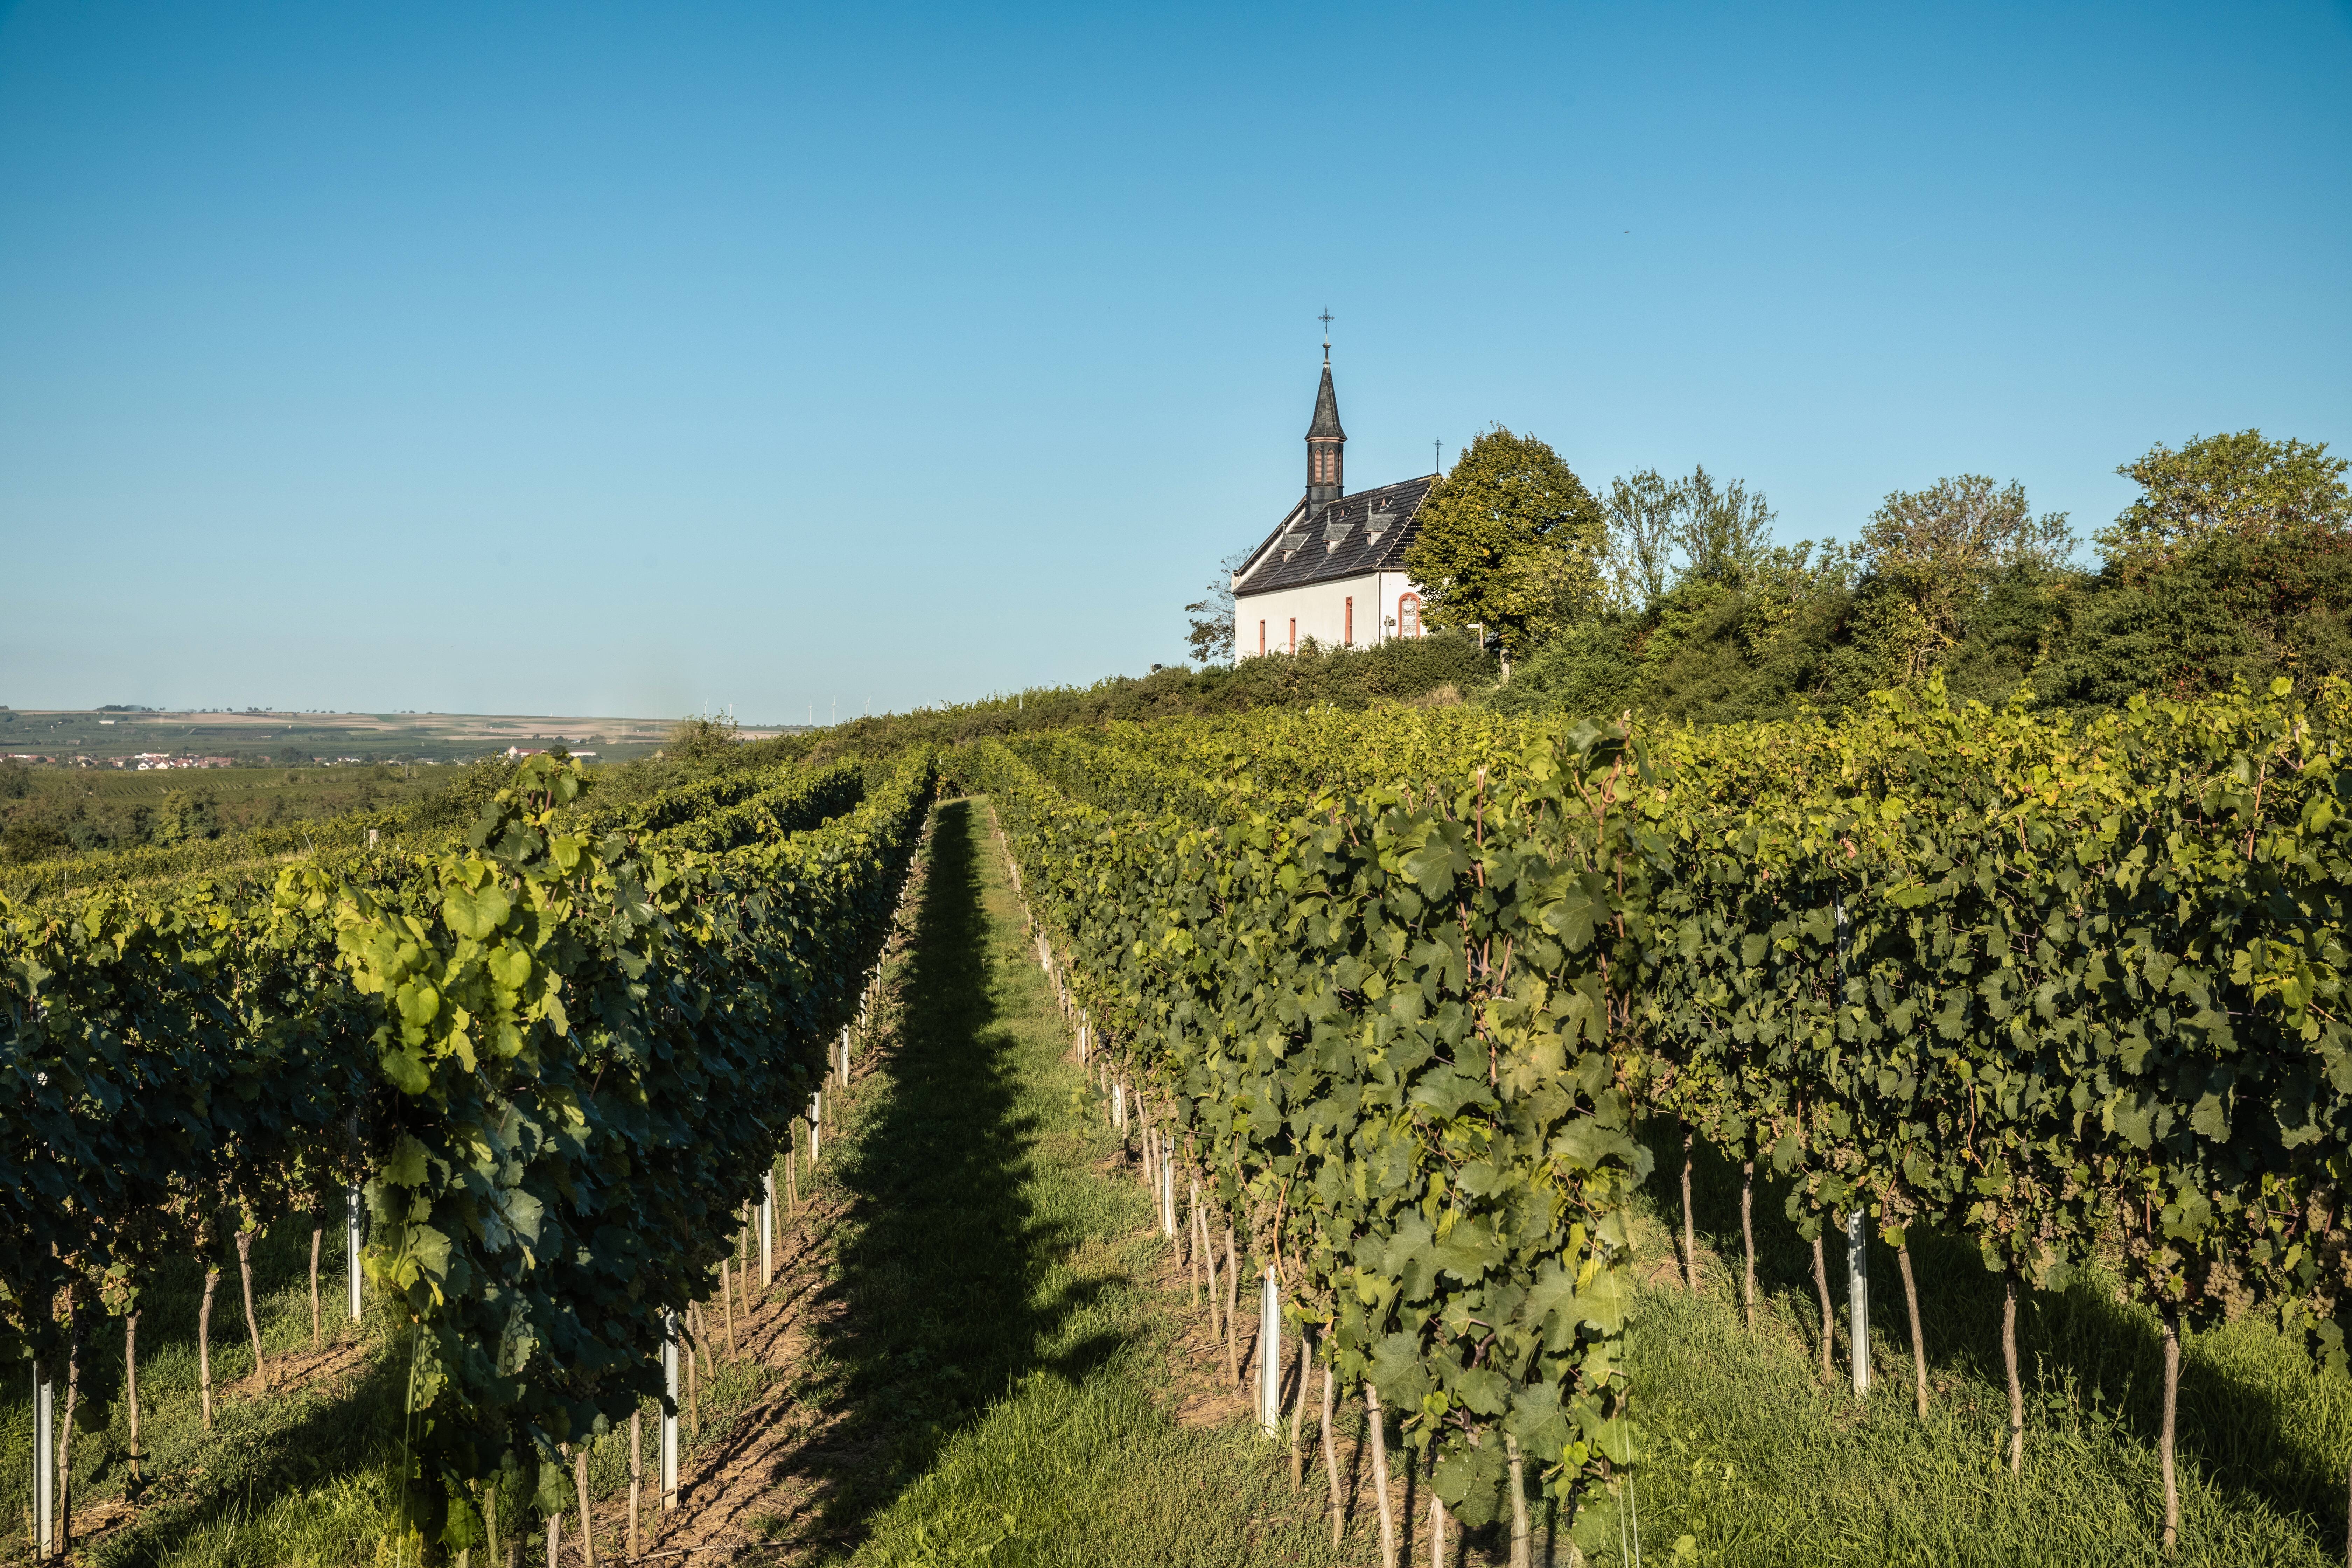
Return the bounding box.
[1603,464,1779,611]
[1602,468,1675,611]
[2098,430,2351,580]
[1857,474,2074,681]
[1668,464,1775,584]
[1402,425,1605,662]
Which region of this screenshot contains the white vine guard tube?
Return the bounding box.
[346,1183,364,1322]
[660,1312,680,1508]
[1259,1269,1282,1437]
[33,1363,52,1559]
[760,1172,776,1287]
[1848,1209,1871,1396]
[1161,1139,1177,1236]
[1834,896,1870,1398]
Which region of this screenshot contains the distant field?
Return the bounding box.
[0,710,825,867]
[11,763,440,839]
[0,707,805,766]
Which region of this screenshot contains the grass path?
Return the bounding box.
[651,796,1363,1566]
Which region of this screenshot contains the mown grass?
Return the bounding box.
[1605,1134,2352,1566]
[839,797,1346,1566]
[0,1215,402,1566]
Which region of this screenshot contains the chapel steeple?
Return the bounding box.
[1306,341,1346,510]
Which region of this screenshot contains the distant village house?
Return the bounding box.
[116,752,235,770]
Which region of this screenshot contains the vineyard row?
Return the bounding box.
[0,746,937,1555]
[962,676,2352,1561]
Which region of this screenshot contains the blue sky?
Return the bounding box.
[3,1,2347,720]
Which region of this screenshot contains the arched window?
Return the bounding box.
[1399,593,1421,637]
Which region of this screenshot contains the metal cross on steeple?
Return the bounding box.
[1318,309,1334,360]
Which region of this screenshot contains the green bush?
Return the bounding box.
[2036,529,2352,706]
[1498,527,2352,726]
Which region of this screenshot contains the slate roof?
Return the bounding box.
[1307,362,1345,440]
[1233,474,1437,597]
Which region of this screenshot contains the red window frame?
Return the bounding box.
[1399,593,1421,637]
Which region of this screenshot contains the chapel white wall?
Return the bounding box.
[1235,570,1427,658]
[1377,572,1422,641]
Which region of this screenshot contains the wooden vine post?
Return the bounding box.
[197,1261,220,1429]
[235,1223,267,1388]
[308,1195,325,1349]
[628,1408,642,1558]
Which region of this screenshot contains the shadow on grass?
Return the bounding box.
[0,1188,397,1566]
[789,797,1134,1542]
[1645,1122,2352,1557]
[82,1332,405,1567]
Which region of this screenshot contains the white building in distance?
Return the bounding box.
[1232,350,1436,658]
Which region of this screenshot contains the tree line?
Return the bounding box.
[1187,426,2352,723]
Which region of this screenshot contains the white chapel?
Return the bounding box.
[1232,349,1436,658]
